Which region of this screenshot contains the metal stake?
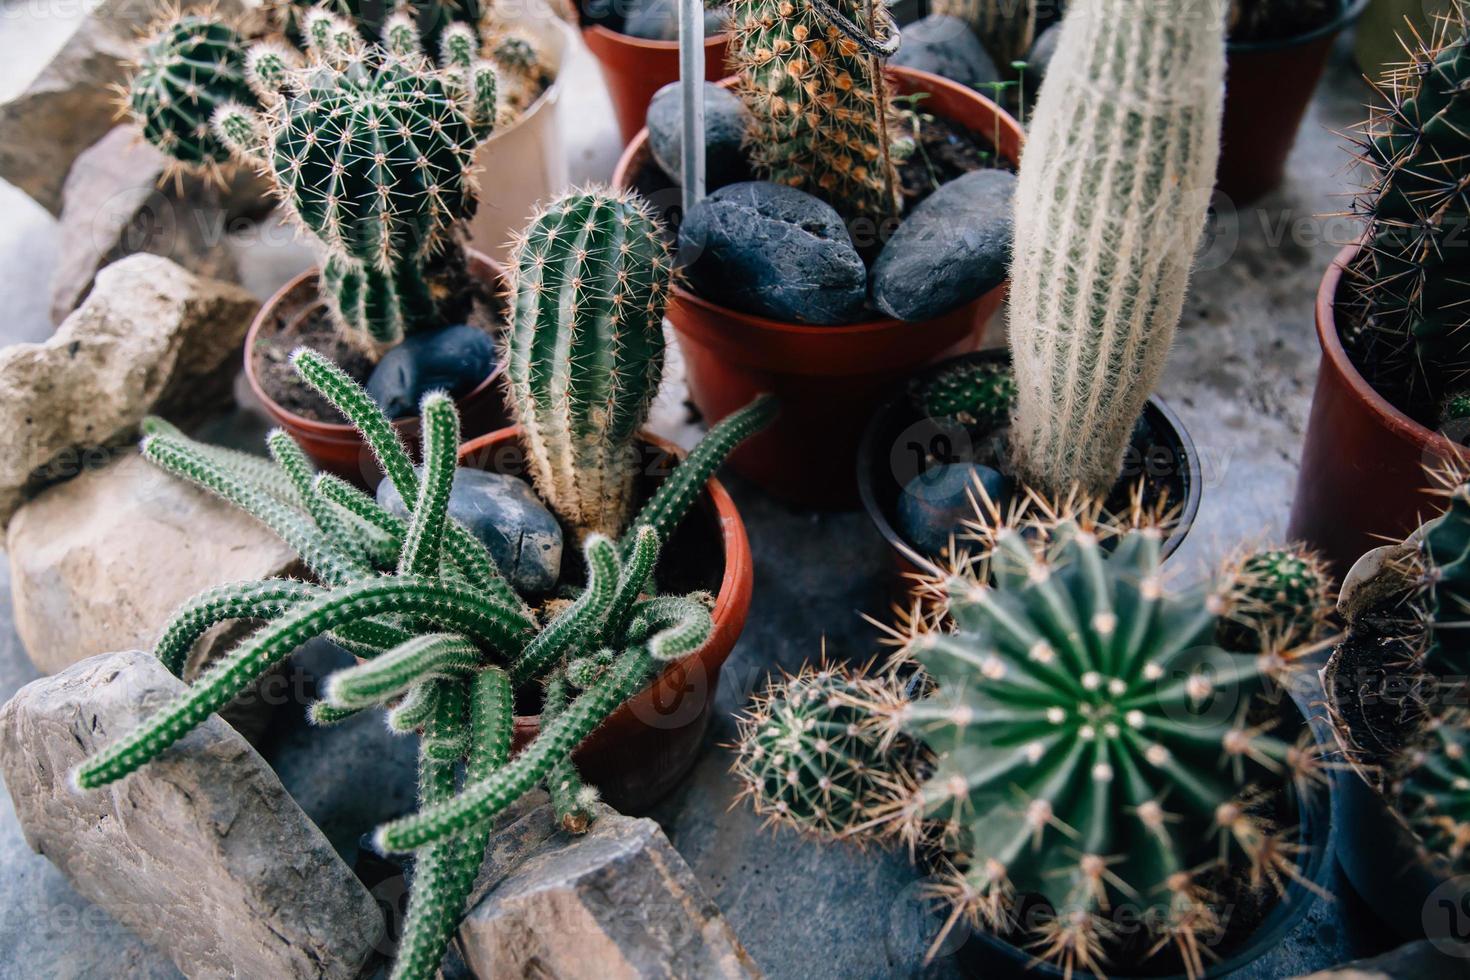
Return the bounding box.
[677,0,706,216]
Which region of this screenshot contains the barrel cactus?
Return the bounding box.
[1218,545,1335,654]
[728,0,902,227]
[1396,712,1470,876]
[127,13,258,171]
[912,359,1017,430]
[1348,10,1470,424]
[70,348,776,980]
[504,188,672,539]
[1006,0,1225,496]
[1412,481,1470,678]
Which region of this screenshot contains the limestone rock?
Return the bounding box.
[456,791,761,979]
[0,650,383,979]
[0,254,258,528]
[50,126,242,324]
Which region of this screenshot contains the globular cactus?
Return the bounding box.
[1396,712,1470,875]
[732,662,914,839]
[1218,545,1335,654]
[1006,0,1225,497]
[911,359,1016,430]
[1349,11,1470,422]
[272,0,484,57]
[1414,481,1470,677]
[729,0,902,227]
[504,188,672,539]
[127,13,258,171]
[930,0,1036,66]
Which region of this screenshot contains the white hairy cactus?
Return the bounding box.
[1006,0,1226,497]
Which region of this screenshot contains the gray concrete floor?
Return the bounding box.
[0,19,1412,980]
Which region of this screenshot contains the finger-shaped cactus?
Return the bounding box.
[399,394,460,578]
[153,579,321,676]
[128,13,257,171]
[542,671,600,832]
[1007,0,1225,496]
[325,634,481,709]
[1397,712,1470,875]
[505,188,672,538]
[513,535,621,685]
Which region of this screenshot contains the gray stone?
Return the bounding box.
[365,322,498,420]
[870,168,1016,321]
[897,462,1007,558]
[1291,940,1467,978]
[0,650,383,979]
[622,0,729,41]
[456,790,760,979]
[378,467,563,594]
[891,15,1000,89]
[50,126,241,324]
[0,254,258,528]
[1024,22,1063,99]
[679,181,867,326]
[647,81,751,192]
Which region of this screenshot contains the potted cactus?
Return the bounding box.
[1288,7,1470,576]
[1322,478,1470,943]
[69,187,775,980]
[613,0,1025,507]
[734,502,1336,978]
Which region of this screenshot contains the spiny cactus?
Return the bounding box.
[505,188,672,539]
[911,359,1016,430]
[127,13,258,171]
[1348,10,1470,423]
[930,0,1036,66]
[1218,545,1335,654]
[272,0,484,56]
[732,662,914,839]
[70,347,775,980]
[729,0,902,227]
[1396,712,1470,875]
[1006,0,1225,497]
[1414,481,1470,677]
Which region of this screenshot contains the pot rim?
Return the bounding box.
[479,16,575,144]
[1226,0,1368,54]
[242,249,509,443]
[454,425,755,731]
[854,349,1203,564]
[611,64,1025,338]
[581,22,729,52]
[1315,239,1462,461]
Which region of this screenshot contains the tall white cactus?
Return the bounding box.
[1006,0,1225,497]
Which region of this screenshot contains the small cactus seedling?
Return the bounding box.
[1218,545,1335,654]
[504,188,672,539]
[1396,712,1470,875]
[127,13,258,172]
[911,359,1017,431]
[71,347,776,980]
[729,0,902,227]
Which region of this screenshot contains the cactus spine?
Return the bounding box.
[1219,545,1335,652]
[1397,713,1470,875]
[912,359,1017,430]
[505,188,672,538]
[729,0,902,226]
[1006,0,1225,497]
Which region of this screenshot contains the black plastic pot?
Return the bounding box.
[857,349,1202,586]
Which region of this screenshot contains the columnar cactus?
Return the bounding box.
[912,359,1017,430]
[127,13,258,170]
[70,345,776,980]
[1006,0,1225,496]
[930,0,1036,66]
[729,0,902,227]
[1348,12,1470,418]
[1397,713,1470,875]
[505,188,672,538]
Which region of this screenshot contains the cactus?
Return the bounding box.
[504,188,672,538]
[127,13,258,171]
[1348,10,1470,423]
[728,0,902,227]
[70,344,775,979]
[930,0,1036,66]
[1413,481,1470,677]
[1396,712,1470,875]
[1006,0,1225,497]
[272,0,484,56]
[1218,545,1335,653]
[911,359,1016,430]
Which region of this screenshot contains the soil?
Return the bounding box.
[250,266,503,424]
[892,106,1008,216]
[1326,616,1435,789]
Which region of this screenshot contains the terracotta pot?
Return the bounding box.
[244,250,512,488]
[1286,241,1461,577]
[581,26,731,144]
[456,426,754,813]
[856,349,1202,597]
[1218,0,1366,205]
[612,66,1025,509]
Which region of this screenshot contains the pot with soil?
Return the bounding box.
[578,0,732,142]
[856,349,1202,592]
[615,57,1024,507]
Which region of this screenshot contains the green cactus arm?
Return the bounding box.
[468,667,513,777]
[128,15,256,169]
[382,11,422,58]
[266,429,368,565]
[623,394,778,555]
[333,617,417,657]
[142,433,362,586]
[602,526,659,644]
[324,634,482,710]
[440,22,476,69]
[141,418,301,507]
[307,700,361,726]
[244,41,296,103]
[153,579,321,676]
[387,682,440,733]
[467,61,498,141]
[376,646,654,852]
[625,595,715,661]
[512,535,620,685]
[542,671,598,831]
[212,101,265,166]
[73,577,531,789]
[399,394,459,579]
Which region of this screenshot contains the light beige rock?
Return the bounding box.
[0,650,384,980]
[1292,940,1465,978]
[0,253,257,528]
[456,792,761,980]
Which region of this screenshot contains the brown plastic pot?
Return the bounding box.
[1286,241,1461,578]
[613,66,1025,509]
[244,250,512,488]
[456,426,754,813]
[582,26,731,144]
[1218,0,1366,205]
